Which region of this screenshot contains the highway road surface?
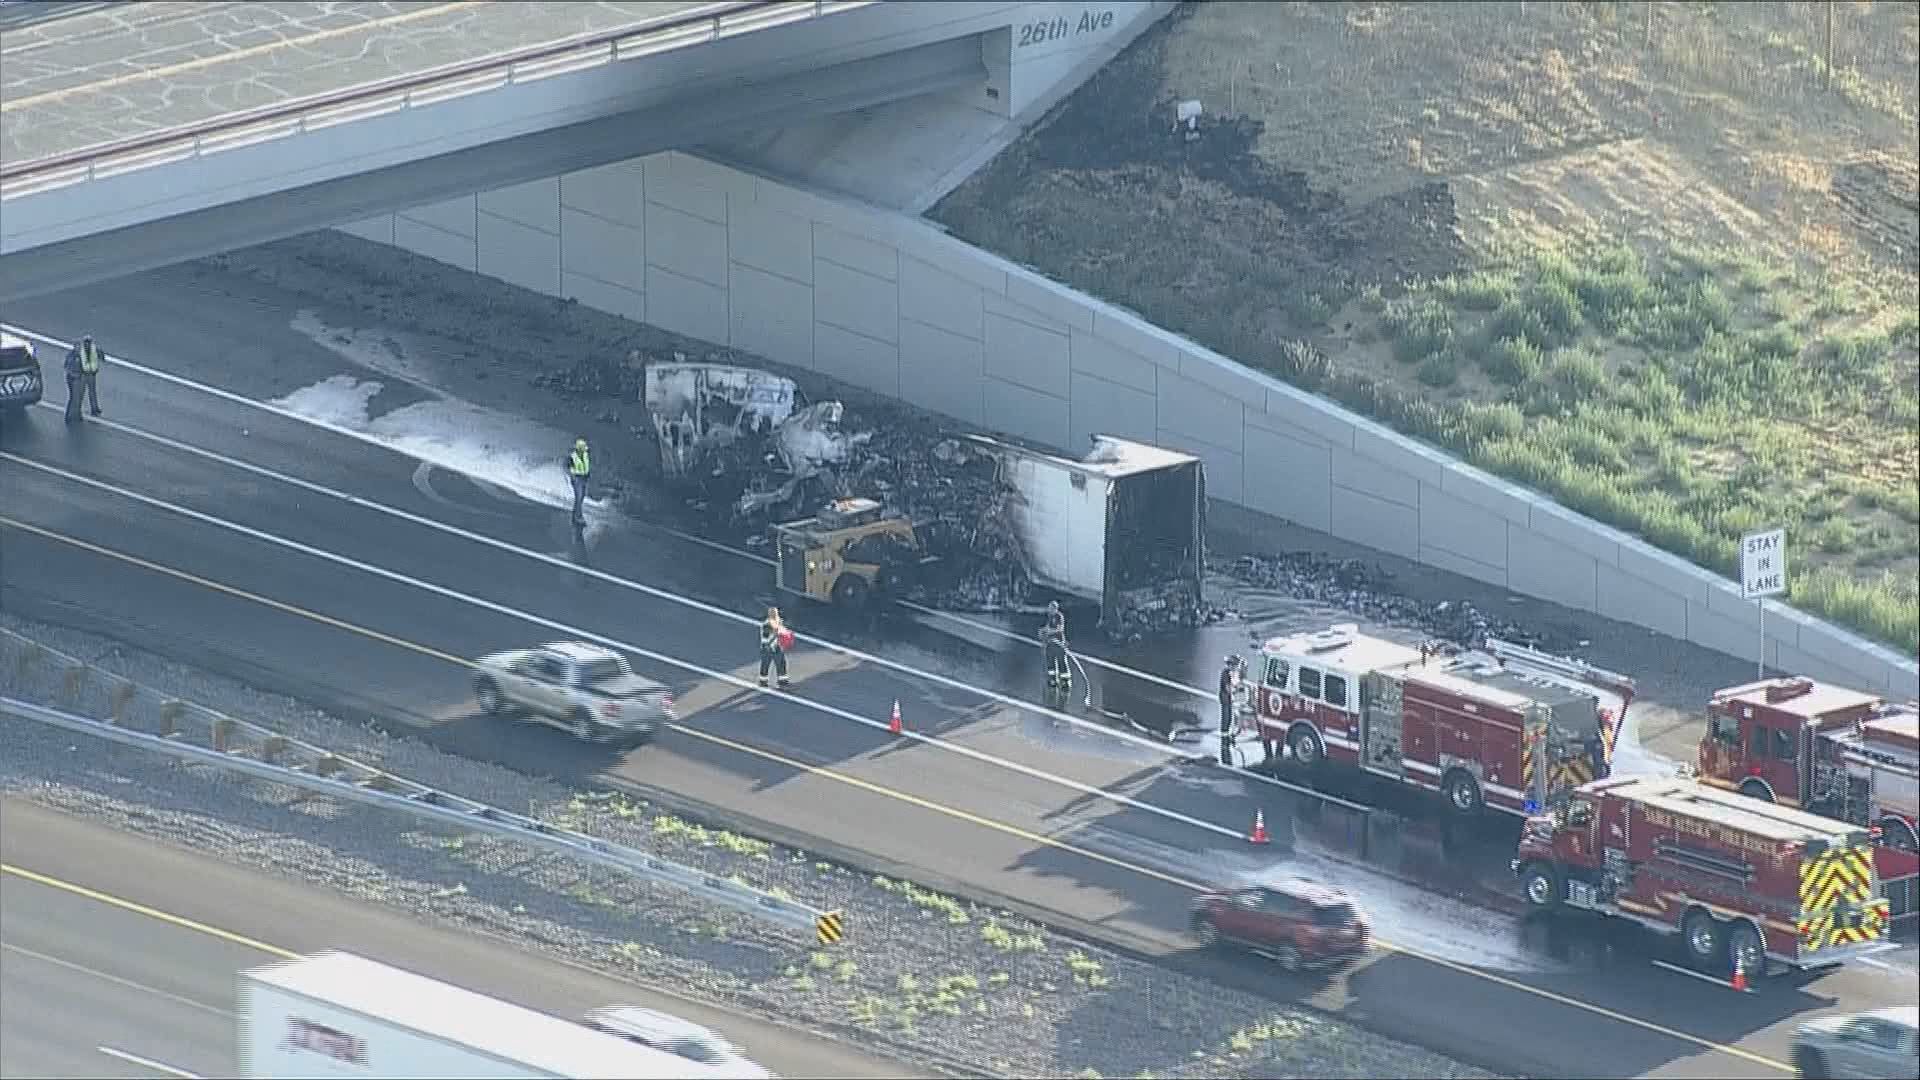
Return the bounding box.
[0,799,916,1080]
[1,321,1914,1080]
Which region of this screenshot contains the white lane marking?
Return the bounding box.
[7,322,1352,811]
[97,1046,204,1078]
[0,941,234,1019]
[1649,959,1749,992]
[8,319,1213,694]
[3,453,1247,843]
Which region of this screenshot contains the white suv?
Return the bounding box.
[0,331,42,414]
[584,1006,775,1079]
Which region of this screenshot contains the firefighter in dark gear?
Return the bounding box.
[64,335,104,422]
[565,437,590,527]
[1040,601,1070,688]
[1218,654,1245,766]
[759,606,791,688]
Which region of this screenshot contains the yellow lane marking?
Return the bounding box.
[1,1,487,114]
[0,516,1794,1073]
[0,863,298,960]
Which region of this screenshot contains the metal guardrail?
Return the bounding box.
[0,0,875,198]
[0,630,845,943]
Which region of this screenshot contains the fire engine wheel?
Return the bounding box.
[831,574,870,609]
[1879,814,1918,853]
[1738,778,1774,803]
[1683,910,1723,966]
[1520,863,1563,909]
[1286,726,1323,769]
[1727,922,1765,983]
[1443,770,1484,816]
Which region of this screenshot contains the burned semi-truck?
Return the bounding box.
[963,434,1206,631]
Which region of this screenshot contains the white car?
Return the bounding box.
[1793,1005,1919,1079]
[584,1006,776,1079]
[472,642,672,745]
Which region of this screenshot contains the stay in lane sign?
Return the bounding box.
[1741,528,1787,599]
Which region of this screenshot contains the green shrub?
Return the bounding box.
[1459,400,1526,446]
[1287,291,1335,329]
[1439,270,1516,311]
[1745,324,1803,364]
[1794,567,1919,654]
[1417,352,1459,387]
[1382,296,1456,364]
[1549,348,1607,401]
[1482,336,1544,385]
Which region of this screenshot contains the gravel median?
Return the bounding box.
[1,613,1498,1080]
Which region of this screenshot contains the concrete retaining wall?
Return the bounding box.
[336,151,1920,700]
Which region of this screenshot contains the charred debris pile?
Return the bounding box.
[637,361,1218,638]
[1222,552,1575,653]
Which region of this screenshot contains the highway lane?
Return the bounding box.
[6,431,1914,1077]
[0,800,914,1080]
[0,331,1226,745]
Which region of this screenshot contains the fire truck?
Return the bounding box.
[1246,624,1634,818]
[1694,676,1919,922]
[1513,774,1893,979]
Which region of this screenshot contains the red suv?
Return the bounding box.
[1190,876,1371,972]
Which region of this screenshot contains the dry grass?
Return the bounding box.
[932,0,1920,653]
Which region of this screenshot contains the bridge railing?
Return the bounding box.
[0,1,872,199]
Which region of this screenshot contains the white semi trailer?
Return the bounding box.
[237,951,715,1079]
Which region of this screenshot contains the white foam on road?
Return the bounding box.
[274,318,616,544]
[1608,704,1684,780]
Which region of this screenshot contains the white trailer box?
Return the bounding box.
[962,433,1206,628]
[237,951,707,1079]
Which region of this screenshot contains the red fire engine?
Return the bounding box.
[1694,677,1919,922]
[1513,774,1893,979]
[1246,624,1634,817]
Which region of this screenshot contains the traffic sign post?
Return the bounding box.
[1740,528,1788,679]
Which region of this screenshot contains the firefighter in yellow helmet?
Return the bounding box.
[565,437,590,528]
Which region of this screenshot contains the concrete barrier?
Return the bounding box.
[337,151,1919,700]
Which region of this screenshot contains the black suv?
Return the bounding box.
[0,331,43,414]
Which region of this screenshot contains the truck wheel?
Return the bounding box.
[1286,726,1323,769]
[1739,778,1774,803]
[1793,1047,1828,1079]
[571,708,597,743]
[1683,910,1722,967]
[474,677,505,716]
[1727,922,1765,984]
[1192,916,1220,947]
[1443,770,1484,816]
[1879,814,1918,853]
[1521,862,1563,909]
[831,574,870,609]
[1272,943,1302,972]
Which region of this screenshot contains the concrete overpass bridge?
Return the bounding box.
[0,0,1156,303]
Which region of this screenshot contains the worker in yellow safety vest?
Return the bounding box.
[565,437,590,528]
[63,335,105,422]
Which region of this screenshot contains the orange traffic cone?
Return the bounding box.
[888,700,903,736]
[1730,962,1748,993]
[1248,809,1270,845]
